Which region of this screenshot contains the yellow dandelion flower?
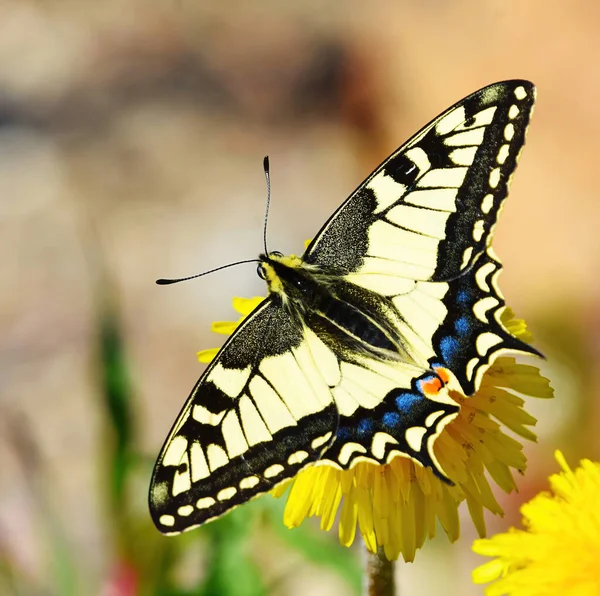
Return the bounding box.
[201,298,552,562]
[472,450,600,595]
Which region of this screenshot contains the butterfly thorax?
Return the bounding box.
[258,252,419,365]
[258,252,305,296]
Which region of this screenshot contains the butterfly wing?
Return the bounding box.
[149,298,339,534]
[303,80,538,396]
[317,245,529,474]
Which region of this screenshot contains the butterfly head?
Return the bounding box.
[257,252,313,301]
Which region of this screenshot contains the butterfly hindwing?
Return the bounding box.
[429,247,541,395]
[315,350,460,478]
[149,298,338,533]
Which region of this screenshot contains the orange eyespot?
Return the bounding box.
[433,366,451,384]
[418,376,443,396]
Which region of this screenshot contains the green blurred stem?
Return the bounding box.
[364,547,395,596]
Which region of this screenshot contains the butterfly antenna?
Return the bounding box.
[156,259,260,285]
[262,155,271,254]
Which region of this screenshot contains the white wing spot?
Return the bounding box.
[473,219,485,242]
[461,246,474,269]
[443,128,485,147]
[477,332,503,356]
[481,194,494,214]
[497,144,510,165]
[508,104,520,119]
[288,450,309,465]
[387,204,450,239]
[178,505,194,517]
[163,436,188,466]
[514,86,527,100]
[217,487,237,501]
[489,168,501,189]
[418,167,468,189]
[264,464,285,479]
[466,357,479,381]
[239,393,271,446]
[456,106,496,129]
[473,296,499,323]
[304,328,341,386]
[372,432,399,460]
[291,341,335,413]
[196,496,216,509]
[159,514,175,527]
[435,105,466,135]
[405,426,427,452]
[192,404,226,426]
[475,261,496,292]
[332,385,359,416]
[249,372,296,433]
[425,411,445,428]
[312,432,333,450]
[504,123,515,141]
[338,442,367,465]
[190,442,210,481]
[209,364,252,398]
[222,410,249,458]
[240,476,260,490]
[367,172,407,213]
[405,146,431,174]
[449,146,477,166]
[172,466,191,497]
[207,444,229,472]
[406,188,458,212]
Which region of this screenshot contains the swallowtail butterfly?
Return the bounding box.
[150,80,539,534]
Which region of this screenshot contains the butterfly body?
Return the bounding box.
[150,80,539,534]
[259,252,419,364]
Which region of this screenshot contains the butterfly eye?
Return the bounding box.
[257,265,266,280]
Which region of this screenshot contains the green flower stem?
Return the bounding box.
[364,547,395,596]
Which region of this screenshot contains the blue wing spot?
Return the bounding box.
[439,335,460,363]
[357,418,373,436]
[395,392,420,413]
[382,411,401,428]
[454,316,471,335]
[456,290,471,306]
[336,427,351,440]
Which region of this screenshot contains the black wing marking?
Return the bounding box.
[149,298,337,534]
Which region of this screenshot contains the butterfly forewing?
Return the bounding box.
[304,81,535,283]
[149,298,338,533]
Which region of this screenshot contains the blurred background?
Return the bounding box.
[1,1,598,594]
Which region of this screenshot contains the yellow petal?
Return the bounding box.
[211,320,242,335]
[197,348,219,363]
[232,296,265,316]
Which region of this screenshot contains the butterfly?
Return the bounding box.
[149,80,539,534]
